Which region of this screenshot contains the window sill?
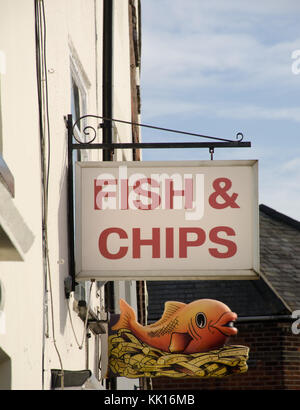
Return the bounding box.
[0,155,14,198]
[0,181,34,260]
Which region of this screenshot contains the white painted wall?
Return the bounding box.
[0,0,140,390]
[113,1,133,161]
[0,0,44,389]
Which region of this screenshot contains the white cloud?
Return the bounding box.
[142,30,300,91]
[260,163,300,221]
[281,157,300,172]
[142,97,300,124]
[142,0,300,30]
[215,105,300,122]
[141,1,300,93]
[141,1,300,221]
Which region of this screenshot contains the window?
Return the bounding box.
[70,54,89,302]
[69,44,103,305]
[71,75,87,142]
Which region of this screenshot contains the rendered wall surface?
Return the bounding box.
[0,0,140,390]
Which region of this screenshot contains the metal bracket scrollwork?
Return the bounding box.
[72,114,102,144]
[71,114,247,147]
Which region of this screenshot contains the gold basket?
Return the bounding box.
[108,328,249,379]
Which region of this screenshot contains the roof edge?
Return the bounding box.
[257,270,293,314]
[259,204,300,231]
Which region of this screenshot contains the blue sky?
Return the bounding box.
[140,0,300,220]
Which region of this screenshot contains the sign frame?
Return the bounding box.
[75,160,259,281]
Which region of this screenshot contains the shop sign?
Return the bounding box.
[75,160,259,280]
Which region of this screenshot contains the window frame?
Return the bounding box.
[70,53,90,302]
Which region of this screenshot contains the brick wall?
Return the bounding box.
[151,320,300,390]
[281,322,300,389]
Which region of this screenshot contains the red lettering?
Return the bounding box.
[94,179,117,210]
[179,227,206,258]
[132,228,160,258]
[98,226,237,260]
[133,178,161,210]
[120,178,128,210]
[98,227,128,259]
[165,178,193,209]
[165,227,174,258]
[209,178,239,209]
[209,226,237,258]
[166,179,184,209]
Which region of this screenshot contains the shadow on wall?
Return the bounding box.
[0,348,11,390]
[58,152,69,334]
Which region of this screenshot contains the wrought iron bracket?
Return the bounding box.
[69,114,251,150]
[65,114,251,292]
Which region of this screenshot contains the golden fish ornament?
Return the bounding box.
[112,298,238,354]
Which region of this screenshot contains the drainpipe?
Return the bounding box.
[102,0,113,162]
[102,0,116,390]
[102,0,114,315]
[237,315,293,323]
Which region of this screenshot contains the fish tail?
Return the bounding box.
[111,299,136,331]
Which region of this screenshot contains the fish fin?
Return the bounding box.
[111,299,136,331]
[148,301,186,328]
[169,332,193,353]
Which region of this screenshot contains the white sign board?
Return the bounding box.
[75,160,259,280]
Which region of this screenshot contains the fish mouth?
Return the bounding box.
[210,311,238,337]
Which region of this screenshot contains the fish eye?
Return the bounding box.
[195,312,206,328]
